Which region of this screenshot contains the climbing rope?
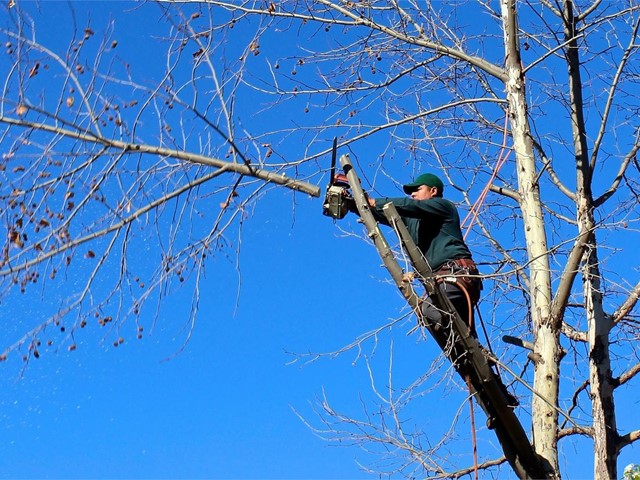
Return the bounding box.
[462,109,511,240]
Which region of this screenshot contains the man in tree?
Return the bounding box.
[352,173,519,411]
[360,173,482,335]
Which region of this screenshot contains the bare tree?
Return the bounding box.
[2,1,640,478]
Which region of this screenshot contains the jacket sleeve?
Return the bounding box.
[345,195,390,224]
[369,200,391,226]
[374,197,451,220]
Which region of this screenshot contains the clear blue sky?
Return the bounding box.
[1,2,638,479]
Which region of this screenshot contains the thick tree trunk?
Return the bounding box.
[582,225,618,479]
[561,2,619,476]
[500,0,559,473]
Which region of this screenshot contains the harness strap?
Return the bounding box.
[435,258,482,305]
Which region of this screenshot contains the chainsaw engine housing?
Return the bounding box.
[322,185,350,219]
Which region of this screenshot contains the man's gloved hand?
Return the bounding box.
[344,195,358,213]
[343,192,375,214]
[367,195,376,208]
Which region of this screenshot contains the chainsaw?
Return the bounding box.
[322,137,352,219]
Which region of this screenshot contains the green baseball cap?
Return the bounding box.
[402,173,444,196]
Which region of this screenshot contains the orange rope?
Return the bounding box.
[462,110,511,240]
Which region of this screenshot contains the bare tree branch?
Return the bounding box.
[558,426,594,440]
[612,280,640,327]
[561,322,588,343]
[549,228,591,328]
[618,429,640,450]
[615,362,640,388]
[594,131,640,208]
[489,184,521,202]
[589,16,640,175]
[0,115,320,196]
[438,456,508,479]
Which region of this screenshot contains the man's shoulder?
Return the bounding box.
[425,197,457,210]
[428,196,453,204]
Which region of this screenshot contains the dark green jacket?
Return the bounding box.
[372,196,472,271]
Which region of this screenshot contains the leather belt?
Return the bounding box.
[442,258,477,271]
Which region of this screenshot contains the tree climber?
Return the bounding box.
[352,173,482,335]
[348,172,519,409]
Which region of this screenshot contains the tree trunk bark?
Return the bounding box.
[583,224,618,479]
[561,2,619,477]
[500,0,559,473]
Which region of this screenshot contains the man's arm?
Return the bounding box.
[350,196,450,225]
[367,196,392,225]
[373,197,451,219]
[345,194,390,225]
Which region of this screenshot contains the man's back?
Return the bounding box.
[371,196,471,270]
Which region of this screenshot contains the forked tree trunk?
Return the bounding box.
[561,1,619,477]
